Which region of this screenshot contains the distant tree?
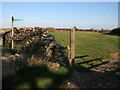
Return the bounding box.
[90,28,95,32]
[111,27,120,35]
[101,28,104,33]
[74,26,79,31]
[46,27,56,32]
[95,30,98,32]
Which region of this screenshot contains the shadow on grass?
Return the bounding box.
[88,61,109,69]
[75,55,89,59]
[69,55,120,88]
[73,57,109,72]
[3,63,72,89]
[77,58,102,65]
[72,56,110,72]
[103,33,120,36]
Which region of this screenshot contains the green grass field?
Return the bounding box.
[51,32,118,71]
[52,32,118,58]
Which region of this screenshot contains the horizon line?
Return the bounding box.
[0,26,118,30]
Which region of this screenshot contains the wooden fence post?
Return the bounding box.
[70,28,75,64]
[11,16,14,50]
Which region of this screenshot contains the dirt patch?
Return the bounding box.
[67,71,118,88]
[91,52,119,73]
[60,52,120,88]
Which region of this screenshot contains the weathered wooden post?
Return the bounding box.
[70,27,75,64]
[10,17,24,50]
[11,16,14,50]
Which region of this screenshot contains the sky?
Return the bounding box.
[2,2,118,30]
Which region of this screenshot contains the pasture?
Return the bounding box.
[51,31,118,71]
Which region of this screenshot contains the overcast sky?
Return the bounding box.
[2,2,118,29]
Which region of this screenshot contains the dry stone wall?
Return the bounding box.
[2,27,70,66]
